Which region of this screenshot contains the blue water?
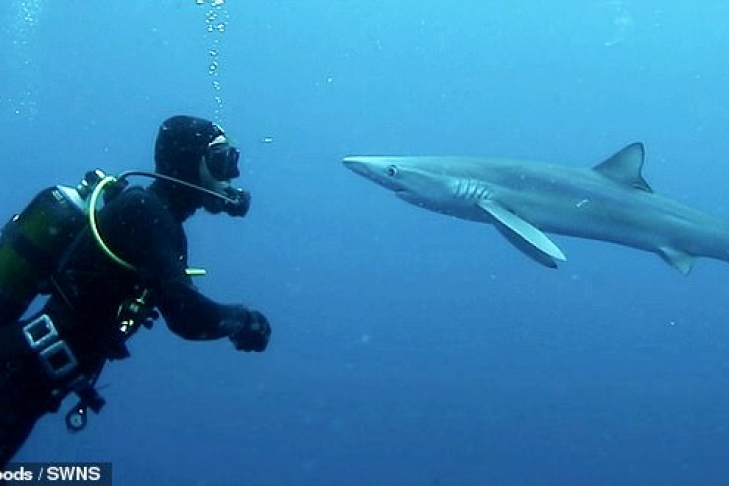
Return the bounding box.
[3,1,729,485]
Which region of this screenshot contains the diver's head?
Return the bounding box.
[153,115,248,218]
[155,115,234,184]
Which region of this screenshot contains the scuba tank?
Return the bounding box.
[0,167,227,432]
[0,167,226,327]
[0,170,106,326]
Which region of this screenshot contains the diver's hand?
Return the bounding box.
[226,307,271,352]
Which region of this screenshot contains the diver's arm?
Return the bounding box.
[153,280,244,340]
[101,188,270,350]
[154,281,270,351]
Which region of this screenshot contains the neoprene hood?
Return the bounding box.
[154,115,224,185]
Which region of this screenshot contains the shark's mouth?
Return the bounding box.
[394,190,419,204]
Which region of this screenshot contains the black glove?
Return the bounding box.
[226,307,271,352]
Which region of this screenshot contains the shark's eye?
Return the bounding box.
[386,165,398,177]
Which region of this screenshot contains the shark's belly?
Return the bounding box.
[514,191,728,255]
[416,181,729,260]
[537,208,663,249]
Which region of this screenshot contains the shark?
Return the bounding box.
[343,143,729,273]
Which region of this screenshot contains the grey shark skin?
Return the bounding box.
[343,143,729,273]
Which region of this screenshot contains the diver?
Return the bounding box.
[0,115,272,467]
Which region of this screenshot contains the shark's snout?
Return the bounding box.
[342,156,369,176]
[342,157,363,172]
[344,156,388,178]
[343,155,407,192]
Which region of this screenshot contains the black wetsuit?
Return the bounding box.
[0,180,249,466]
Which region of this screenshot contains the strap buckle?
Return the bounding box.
[22,314,58,351]
[22,314,78,380]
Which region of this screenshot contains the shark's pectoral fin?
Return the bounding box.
[493,225,559,268]
[658,246,695,274]
[477,199,567,267]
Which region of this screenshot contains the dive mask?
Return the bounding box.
[200,134,249,217]
[204,136,240,181]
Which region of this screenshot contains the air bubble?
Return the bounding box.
[4,0,44,119]
[199,0,230,124]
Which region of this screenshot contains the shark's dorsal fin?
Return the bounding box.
[477,199,567,267]
[593,143,653,193]
[658,246,695,274]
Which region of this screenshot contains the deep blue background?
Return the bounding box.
[3,1,729,485]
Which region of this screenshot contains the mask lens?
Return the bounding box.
[206,145,240,180]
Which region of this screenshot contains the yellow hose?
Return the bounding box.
[88,176,135,271]
[88,175,206,277]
